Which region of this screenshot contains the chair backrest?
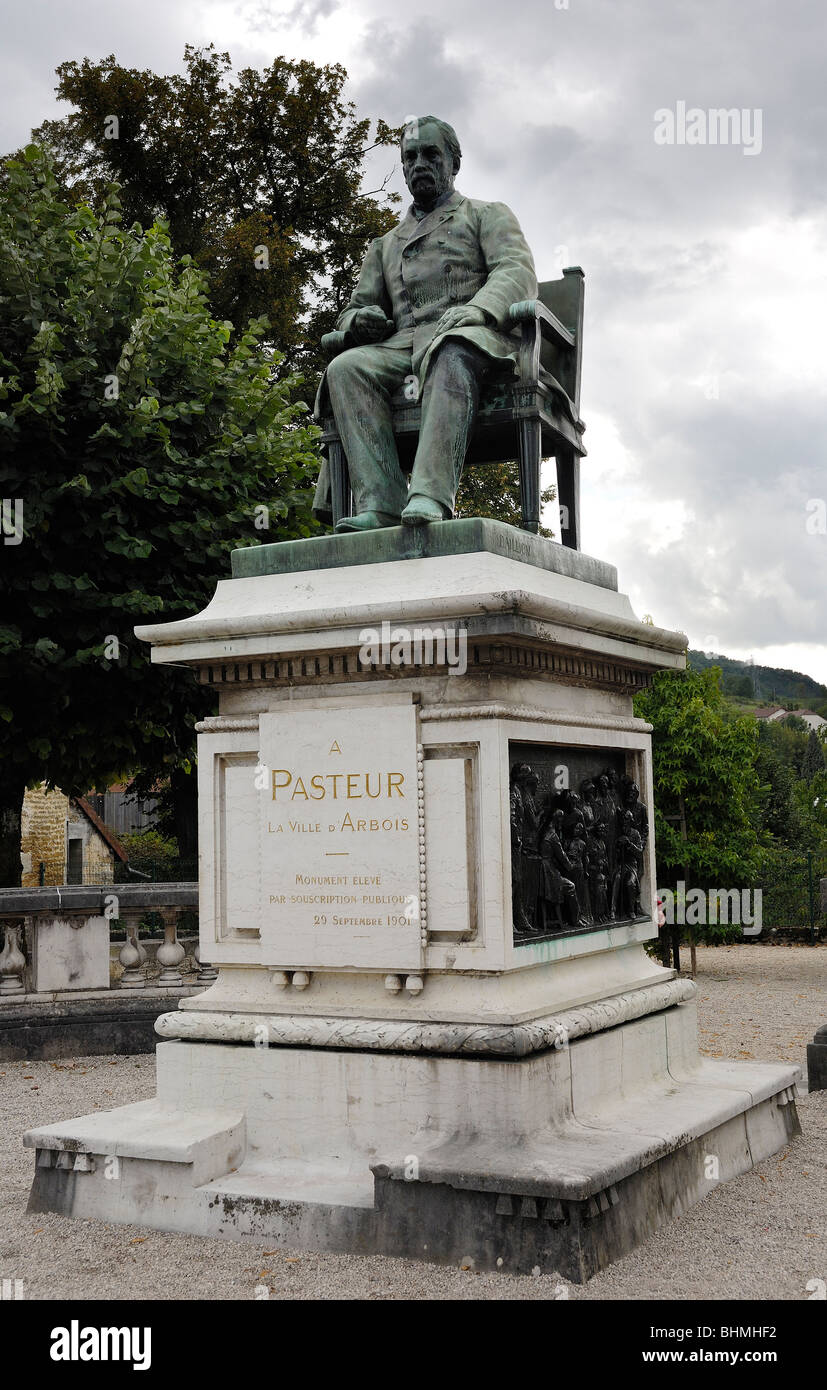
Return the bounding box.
[537,267,585,412]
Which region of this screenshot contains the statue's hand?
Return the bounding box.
[351,305,395,344]
[434,304,488,336]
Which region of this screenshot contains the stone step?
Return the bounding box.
[25,1098,246,1187]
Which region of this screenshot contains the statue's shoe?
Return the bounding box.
[401,496,449,526]
[334,511,400,533]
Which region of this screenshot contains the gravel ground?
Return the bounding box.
[1,943,824,1301]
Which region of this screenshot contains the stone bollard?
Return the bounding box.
[156,910,185,986]
[807,1024,827,1091]
[0,923,26,994]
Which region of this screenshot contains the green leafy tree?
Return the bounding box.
[792,771,827,846]
[753,717,827,928]
[21,46,399,380]
[0,146,320,885]
[634,666,763,941]
[781,712,808,735]
[758,715,808,779]
[722,672,754,699]
[117,829,181,878]
[456,463,557,534]
[802,728,825,781]
[755,724,805,845]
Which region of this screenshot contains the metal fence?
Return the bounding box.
[759,847,826,940]
[25,858,198,888]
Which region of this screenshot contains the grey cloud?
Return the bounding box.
[240,0,340,37]
[0,1,194,155]
[351,17,475,138]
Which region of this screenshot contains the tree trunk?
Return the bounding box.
[171,763,198,870]
[0,774,27,888]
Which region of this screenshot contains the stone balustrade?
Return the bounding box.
[0,883,207,997]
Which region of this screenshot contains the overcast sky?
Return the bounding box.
[4,0,826,683]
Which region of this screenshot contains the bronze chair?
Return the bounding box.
[319,265,586,547]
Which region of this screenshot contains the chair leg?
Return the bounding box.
[517,418,542,533]
[556,447,581,550]
[328,441,351,528]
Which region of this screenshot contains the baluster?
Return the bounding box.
[156,909,185,986]
[118,914,147,990]
[0,923,26,994]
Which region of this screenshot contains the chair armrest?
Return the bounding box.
[508,300,576,349]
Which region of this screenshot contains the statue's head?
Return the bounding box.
[400,116,461,208]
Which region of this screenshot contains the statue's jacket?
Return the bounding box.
[312,190,537,516]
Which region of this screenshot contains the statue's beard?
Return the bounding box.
[409,166,453,208]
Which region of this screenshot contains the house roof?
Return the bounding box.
[73,796,128,862]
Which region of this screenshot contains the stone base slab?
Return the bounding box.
[0,989,200,1061]
[229,517,619,589]
[25,1002,800,1280]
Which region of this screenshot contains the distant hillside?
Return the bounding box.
[687,651,827,706]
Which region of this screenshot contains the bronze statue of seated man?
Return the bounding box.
[312,115,537,531]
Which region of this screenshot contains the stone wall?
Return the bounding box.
[20,786,115,886]
[73,807,115,884]
[20,786,69,887]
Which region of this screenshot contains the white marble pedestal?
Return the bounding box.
[25,522,800,1279]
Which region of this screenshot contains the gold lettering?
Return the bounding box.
[271,770,407,799]
[272,770,291,799]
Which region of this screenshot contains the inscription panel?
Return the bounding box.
[257,704,422,969]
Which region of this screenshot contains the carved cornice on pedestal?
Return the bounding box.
[191,642,659,697]
[155,977,696,1058]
